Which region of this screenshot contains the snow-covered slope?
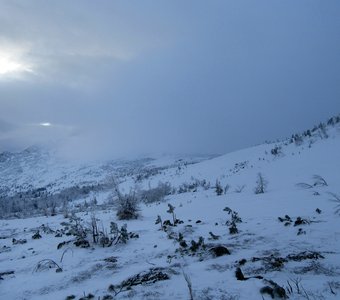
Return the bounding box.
[0,147,212,218]
[0,118,340,299]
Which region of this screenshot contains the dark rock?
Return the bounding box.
[74,239,90,248]
[0,270,15,280]
[210,246,230,257]
[260,286,274,298]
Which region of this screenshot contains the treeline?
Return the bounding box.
[0,183,111,218]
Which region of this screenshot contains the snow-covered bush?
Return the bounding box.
[111,178,140,220]
[140,182,173,204]
[271,146,281,156]
[177,179,210,194]
[167,204,176,225]
[215,180,223,196]
[224,207,242,234]
[254,173,267,194]
[224,184,231,194]
[116,192,139,220]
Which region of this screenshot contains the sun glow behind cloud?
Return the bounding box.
[0,54,33,77]
[39,122,52,127]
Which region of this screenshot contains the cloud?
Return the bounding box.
[0,1,339,160]
[0,121,75,151]
[0,1,168,86]
[0,119,16,134]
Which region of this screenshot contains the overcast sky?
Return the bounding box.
[0,0,339,160]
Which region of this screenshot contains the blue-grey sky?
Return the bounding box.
[0,0,339,160]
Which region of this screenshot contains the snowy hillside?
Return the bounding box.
[0,116,340,299]
[0,148,211,218]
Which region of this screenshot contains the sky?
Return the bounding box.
[0,0,339,160]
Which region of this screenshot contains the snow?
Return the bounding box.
[0,122,340,299]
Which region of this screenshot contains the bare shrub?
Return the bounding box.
[296,182,314,189]
[108,268,170,296]
[285,277,316,299]
[60,247,73,263]
[296,175,328,190]
[182,270,194,300]
[329,192,340,215]
[34,259,62,273]
[234,185,245,193]
[90,213,99,243]
[312,175,328,187]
